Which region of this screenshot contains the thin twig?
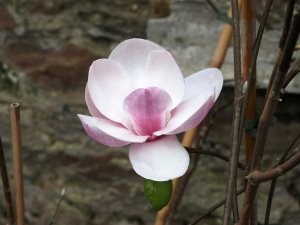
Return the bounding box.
[250,9,300,173]
[242,0,257,162]
[48,188,66,225]
[263,180,277,225]
[279,0,296,49]
[238,10,300,225]
[206,0,219,13]
[243,0,274,126]
[214,98,234,113]
[282,58,300,89]
[276,133,300,165]
[246,148,300,184]
[11,103,25,225]
[189,189,244,225]
[263,0,296,104]
[187,148,245,170]
[222,0,243,224]
[0,136,14,225]
[264,133,300,225]
[253,0,299,185]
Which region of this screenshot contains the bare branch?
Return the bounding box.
[238,7,300,225]
[246,148,300,184]
[48,188,66,225]
[0,136,14,225]
[264,133,300,225]
[187,148,245,170]
[279,0,296,49]
[282,58,300,89]
[223,0,243,223]
[189,189,244,225]
[206,0,220,13]
[243,0,274,116]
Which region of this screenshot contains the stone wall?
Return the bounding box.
[0,0,151,89]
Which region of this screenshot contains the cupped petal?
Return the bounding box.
[154,68,223,135]
[144,50,185,108]
[123,87,171,136]
[109,38,163,87]
[154,93,215,136]
[183,68,223,101]
[85,85,102,117]
[129,135,190,181]
[78,114,148,147]
[88,59,134,125]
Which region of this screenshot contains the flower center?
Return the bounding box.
[123,87,172,136]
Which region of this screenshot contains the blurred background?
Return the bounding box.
[0,0,299,225]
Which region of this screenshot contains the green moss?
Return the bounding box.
[0,62,20,91]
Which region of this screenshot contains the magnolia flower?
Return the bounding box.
[78,38,223,181]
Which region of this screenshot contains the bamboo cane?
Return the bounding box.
[11,103,25,225]
[154,8,233,225]
[242,2,257,224]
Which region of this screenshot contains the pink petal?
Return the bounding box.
[155,95,215,135]
[129,135,190,181]
[154,68,223,135]
[85,85,102,117]
[109,38,163,87]
[88,59,134,125]
[144,50,185,109]
[123,87,171,136]
[78,114,148,147]
[183,68,223,101]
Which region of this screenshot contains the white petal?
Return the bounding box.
[154,68,223,135]
[129,135,190,181]
[78,114,148,147]
[144,50,184,109]
[85,85,102,117]
[109,38,163,87]
[88,59,133,125]
[183,68,223,101]
[154,94,215,135]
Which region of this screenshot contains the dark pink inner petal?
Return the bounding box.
[123,87,171,136]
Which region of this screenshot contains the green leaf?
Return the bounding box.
[144,179,172,211]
